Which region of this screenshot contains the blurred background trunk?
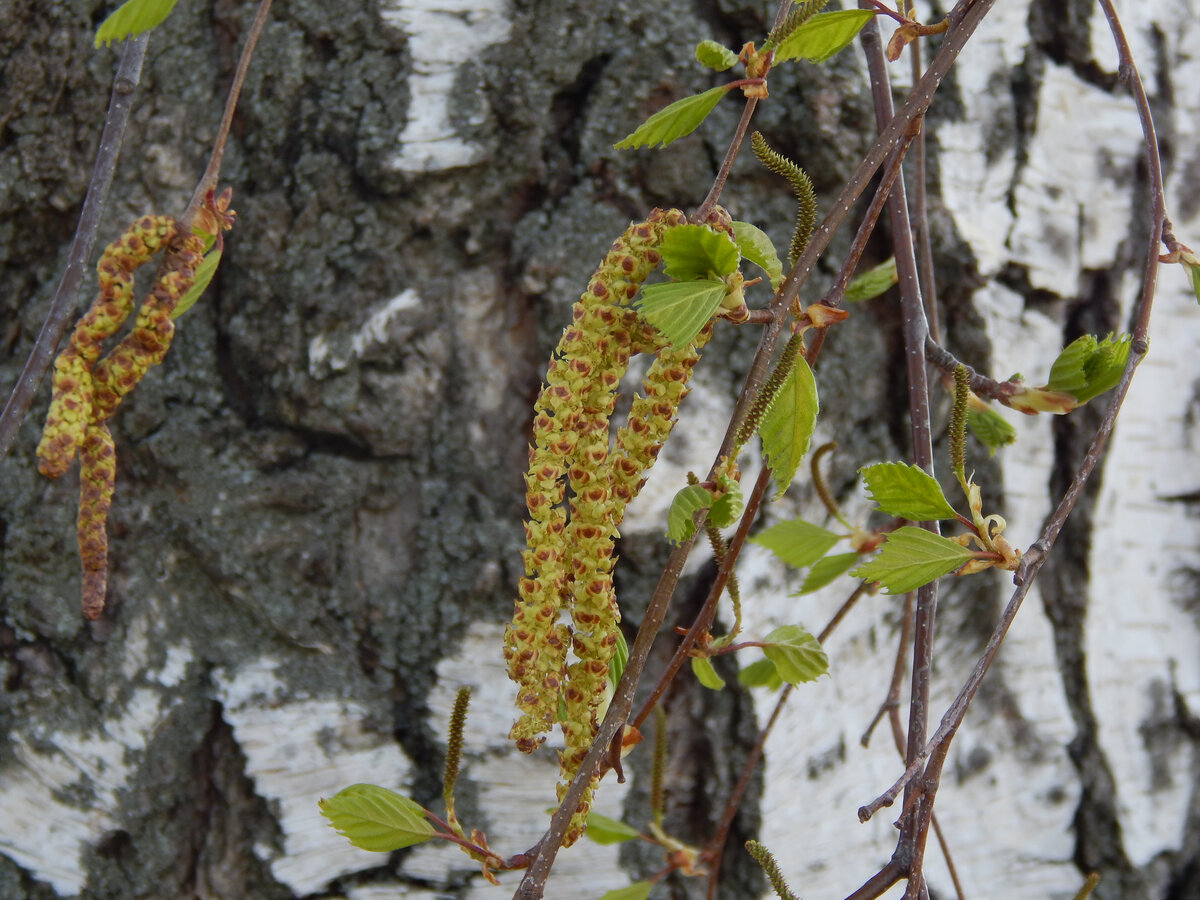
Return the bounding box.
[2,1,1199,898]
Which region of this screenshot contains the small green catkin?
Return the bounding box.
[750,132,816,267]
[764,0,830,50]
[736,331,804,450]
[443,686,471,820]
[951,364,969,480]
[745,840,800,900]
[651,706,668,826]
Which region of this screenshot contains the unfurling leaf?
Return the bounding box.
[752,519,840,568]
[691,655,727,690]
[738,657,783,690]
[1045,332,1132,404]
[709,477,744,528]
[614,85,730,150]
[171,246,222,320]
[1185,259,1200,305]
[695,39,738,71]
[607,628,629,695]
[796,551,860,594]
[759,354,819,498]
[636,279,727,347]
[773,9,875,64]
[843,257,898,302]
[851,526,972,594]
[666,483,717,544]
[732,220,784,290]
[761,625,828,684]
[659,225,740,281]
[319,784,434,852]
[598,882,655,900]
[95,0,179,47]
[859,461,957,522]
[584,812,643,845]
[966,406,1017,455]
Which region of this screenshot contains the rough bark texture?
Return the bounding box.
[1,1,1198,899]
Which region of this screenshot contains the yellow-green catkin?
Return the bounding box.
[38,193,235,619]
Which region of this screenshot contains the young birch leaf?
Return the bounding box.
[1045,333,1131,404]
[691,656,727,690]
[738,658,783,690]
[666,484,716,544]
[709,479,744,528]
[751,519,840,568]
[171,247,222,320]
[758,355,819,498]
[584,812,643,845]
[660,225,740,281]
[843,257,898,302]
[966,406,1017,456]
[613,84,730,150]
[319,784,434,852]
[796,551,860,594]
[598,882,655,900]
[761,625,828,685]
[95,0,179,48]
[732,220,783,290]
[773,9,875,64]
[636,280,727,347]
[695,39,738,72]
[1186,260,1200,305]
[859,461,957,521]
[851,526,972,594]
[607,628,629,695]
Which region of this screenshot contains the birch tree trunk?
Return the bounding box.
[1,1,1198,899]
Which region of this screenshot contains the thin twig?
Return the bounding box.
[181,0,274,228]
[858,0,1165,827]
[0,35,148,465]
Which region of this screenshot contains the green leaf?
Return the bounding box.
[95,0,178,48]
[843,257,897,302]
[751,519,840,568]
[761,625,828,685]
[614,84,730,150]
[709,479,743,528]
[758,354,819,498]
[1186,260,1200,305]
[665,483,716,544]
[731,221,784,290]
[859,461,957,521]
[737,658,783,690]
[966,406,1017,456]
[851,526,972,594]
[773,9,875,64]
[171,247,222,320]
[691,656,726,690]
[598,882,655,900]
[584,812,642,845]
[695,39,738,72]
[319,784,434,852]
[1045,333,1132,404]
[796,551,860,594]
[636,279,727,347]
[660,225,740,281]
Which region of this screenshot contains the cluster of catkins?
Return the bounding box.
[37,191,235,618]
[504,207,743,845]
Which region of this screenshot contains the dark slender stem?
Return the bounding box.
[0,34,148,466]
[858,7,943,896]
[909,38,940,344]
[695,98,759,224]
[859,0,1165,827]
[181,0,274,228]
